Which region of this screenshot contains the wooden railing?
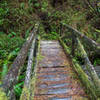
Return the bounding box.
[1,22,100,100]
[0,22,39,100]
[58,23,100,100]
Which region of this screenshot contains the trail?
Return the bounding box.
[33,40,88,100]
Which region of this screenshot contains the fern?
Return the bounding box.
[1,49,19,80]
[14,82,24,96]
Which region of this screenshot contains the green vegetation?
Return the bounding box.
[0,0,100,99]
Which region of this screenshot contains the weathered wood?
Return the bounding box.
[32,40,87,100]
[76,38,100,91]
[59,37,99,99]
[59,24,100,83]
[19,38,36,100]
[2,22,39,97]
[20,37,40,100]
[82,65,100,78]
[24,38,36,87]
[71,34,76,56]
[72,60,98,100]
[61,23,100,50]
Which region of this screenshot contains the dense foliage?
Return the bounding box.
[0,0,100,99]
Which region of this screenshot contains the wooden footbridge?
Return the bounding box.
[0,22,100,100]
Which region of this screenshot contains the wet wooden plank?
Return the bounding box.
[33,40,88,100]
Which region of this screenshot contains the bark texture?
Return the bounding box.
[24,38,36,87]
[76,38,100,91]
[62,23,100,51]
[2,22,39,97]
[59,37,100,99]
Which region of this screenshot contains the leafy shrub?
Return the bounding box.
[41,31,58,40]
[0,34,25,80]
[0,34,25,62]
[94,58,100,66]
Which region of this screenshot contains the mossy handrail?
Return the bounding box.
[60,23,100,47]
[20,36,40,100]
[58,23,100,99]
[60,23,100,55]
[0,22,39,100]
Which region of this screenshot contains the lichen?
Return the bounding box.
[73,59,97,99]
[59,38,99,100]
[20,86,30,100]
[0,88,8,100]
[20,37,40,100]
[20,65,38,100]
[29,75,37,100]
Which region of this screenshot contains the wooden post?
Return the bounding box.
[71,33,76,56]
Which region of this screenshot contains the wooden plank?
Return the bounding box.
[33,40,87,100]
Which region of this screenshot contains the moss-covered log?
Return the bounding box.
[2,22,39,99]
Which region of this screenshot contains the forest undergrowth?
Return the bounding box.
[0,0,100,99]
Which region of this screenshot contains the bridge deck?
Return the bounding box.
[33,41,88,100]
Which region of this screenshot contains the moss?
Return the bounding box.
[30,37,41,99]
[20,86,30,100]
[29,75,37,100]
[59,38,99,99]
[58,37,71,54]
[20,72,38,100]
[0,88,8,100]
[20,37,41,100]
[37,53,44,61]
[73,59,97,99]
[37,37,44,61]
[20,72,37,100]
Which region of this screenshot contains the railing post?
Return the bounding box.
[71,32,77,56]
[59,24,63,37]
[71,36,75,56]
